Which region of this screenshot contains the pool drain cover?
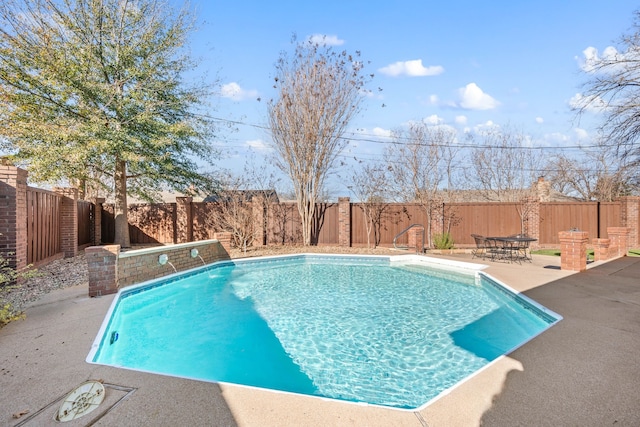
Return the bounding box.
[57,380,105,422]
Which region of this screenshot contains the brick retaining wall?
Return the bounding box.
[87,235,232,297]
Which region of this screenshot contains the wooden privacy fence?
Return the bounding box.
[25,188,94,265]
[99,197,640,249]
[77,200,93,247]
[26,187,61,265]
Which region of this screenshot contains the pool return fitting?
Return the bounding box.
[190,248,206,266]
[158,254,177,273]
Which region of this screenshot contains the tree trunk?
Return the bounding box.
[297,197,313,246]
[114,158,131,248]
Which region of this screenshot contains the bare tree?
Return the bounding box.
[205,174,257,252]
[467,126,542,234]
[349,164,391,248]
[267,37,371,246]
[206,162,281,251]
[387,122,458,247]
[545,139,636,201]
[576,11,640,165]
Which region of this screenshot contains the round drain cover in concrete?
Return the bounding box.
[57,381,105,422]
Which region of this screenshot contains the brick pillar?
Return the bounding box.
[618,196,639,248]
[91,197,105,245]
[524,197,540,249]
[592,238,612,262]
[176,197,193,243]
[55,187,78,258]
[0,165,28,272]
[607,226,630,258]
[338,197,351,247]
[559,230,589,271]
[252,198,265,247]
[86,245,120,297]
[407,227,424,253]
[213,231,232,255]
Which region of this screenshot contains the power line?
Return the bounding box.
[195,112,624,152]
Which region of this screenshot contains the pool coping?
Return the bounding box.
[85,252,562,413]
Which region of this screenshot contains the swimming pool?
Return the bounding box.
[87,254,561,410]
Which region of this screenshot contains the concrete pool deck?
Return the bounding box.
[1,253,639,426]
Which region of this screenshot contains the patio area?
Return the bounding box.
[1,252,639,426]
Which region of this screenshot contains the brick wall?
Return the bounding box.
[87,238,232,295]
[0,166,28,271]
[559,231,589,271]
[338,197,351,247]
[55,187,78,258]
[86,245,119,297]
[175,197,193,243]
[619,197,639,248]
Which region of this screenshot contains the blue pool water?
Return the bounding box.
[88,254,560,409]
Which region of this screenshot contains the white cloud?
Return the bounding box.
[535,117,544,124]
[371,127,392,138]
[429,94,439,105]
[454,115,467,126]
[569,92,607,112]
[423,114,444,125]
[472,120,499,134]
[578,46,622,72]
[573,128,589,140]
[245,139,271,151]
[308,34,344,46]
[220,82,258,101]
[378,59,444,77]
[543,132,572,145]
[456,83,500,110]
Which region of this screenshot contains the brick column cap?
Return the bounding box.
[607,226,631,234]
[558,230,589,241]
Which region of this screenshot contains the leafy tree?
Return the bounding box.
[576,11,640,166]
[0,0,218,247]
[267,37,371,246]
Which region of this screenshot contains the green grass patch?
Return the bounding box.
[532,249,596,261]
[531,249,561,257]
[533,248,640,258]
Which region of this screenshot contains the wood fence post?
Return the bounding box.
[175,197,193,243]
[54,187,78,258]
[0,164,28,272]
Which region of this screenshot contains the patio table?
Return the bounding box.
[487,236,537,263]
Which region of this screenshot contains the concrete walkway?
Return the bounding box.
[1,254,638,426]
[481,255,640,426]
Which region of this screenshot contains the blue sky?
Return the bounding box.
[182,0,639,193]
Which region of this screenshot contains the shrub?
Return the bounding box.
[0,254,36,328]
[433,233,454,250]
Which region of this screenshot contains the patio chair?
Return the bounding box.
[471,234,491,260]
[507,234,533,262]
